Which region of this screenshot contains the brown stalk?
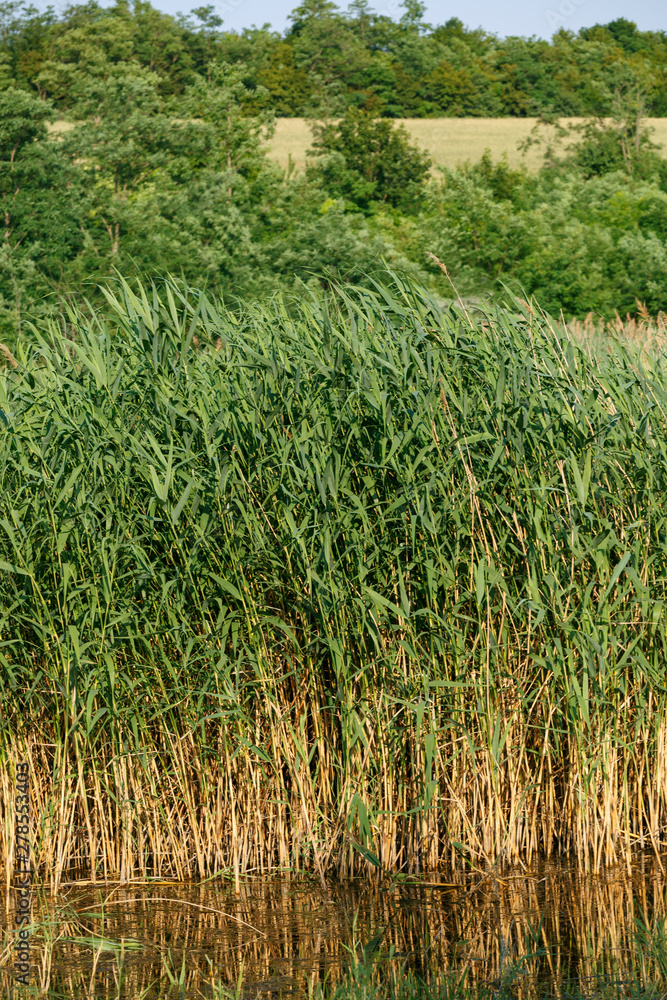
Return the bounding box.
[0,342,17,368]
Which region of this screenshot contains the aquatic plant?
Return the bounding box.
[1,270,667,885]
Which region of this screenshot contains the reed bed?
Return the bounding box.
[2,270,667,886]
[568,306,667,356]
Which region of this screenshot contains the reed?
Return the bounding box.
[2,270,667,886]
[568,306,667,355]
[0,342,17,368]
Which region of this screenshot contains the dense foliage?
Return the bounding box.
[1,0,666,118]
[3,273,667,880]
[0,82,665,337]
[0,1,664,337]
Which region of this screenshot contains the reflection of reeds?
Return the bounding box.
[3,273,667,883]
[2,868,667,998]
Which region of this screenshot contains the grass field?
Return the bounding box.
[267,117,667,173]
[3,271,667,888]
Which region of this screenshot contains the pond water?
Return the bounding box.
[2,859,667,998]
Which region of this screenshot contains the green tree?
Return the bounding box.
[424,61,480,115]
[567,60,663,178]
[287,0,370,115]
[33,2,137,104]
[0,89,84,336]
[0,1,55,94]
[255,42,311,115]
[182,59,274,176]
[64,67,201,257]
[308,108,431,211]
[147,60,279,289]
[183,4,223,78]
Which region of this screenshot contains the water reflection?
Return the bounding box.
[1,858,666,998]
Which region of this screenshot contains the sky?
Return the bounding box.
[155,0,665,39]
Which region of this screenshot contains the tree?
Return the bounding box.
[308,108,431,211]
[0,1,56,94]
[0,89,84,336]
[399,0,428,33]
[190,5,222,32]
[424,61,480,116]
[569,60,661,178]
[64,67,200,256]
[182,60,274,177]
[32,1,194,105]
[256,42,311,116]
[33,2,137,105]
[286,0,369,116]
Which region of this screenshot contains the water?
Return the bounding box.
[2,858,667,998]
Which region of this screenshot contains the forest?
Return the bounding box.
[2,0,667,118]
[0,0,666,342]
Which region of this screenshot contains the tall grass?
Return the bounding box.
[2,270,667,886]
[568,306,667,356]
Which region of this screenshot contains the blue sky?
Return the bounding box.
[158,0,665,39]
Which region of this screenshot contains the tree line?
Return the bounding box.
[0,0,665,341]
[0,0,665,118]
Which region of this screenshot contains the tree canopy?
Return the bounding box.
[0,1,664,118]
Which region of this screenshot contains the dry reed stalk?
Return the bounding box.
[3,680,667,884]
[569,308,667,355]
[0,343,17,368]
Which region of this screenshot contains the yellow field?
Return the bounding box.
[267,117,667,173]
[48,116,667,173]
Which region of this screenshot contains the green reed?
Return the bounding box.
[1,270,667,884]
